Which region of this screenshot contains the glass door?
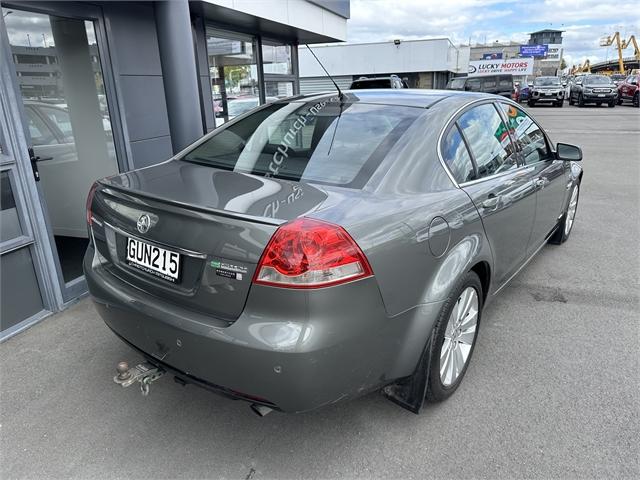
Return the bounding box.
[2,4,121,301]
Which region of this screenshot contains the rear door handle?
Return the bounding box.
[481,195,500,210]
[534,177,549,189]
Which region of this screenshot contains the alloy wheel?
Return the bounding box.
[440,286,479,387]
[565,185,579,236]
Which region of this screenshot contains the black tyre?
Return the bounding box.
[528,100,535,107]
[578,93,585,107]
[556,101,564,107]
[608,101,615,108]
[569,95,575,106]
[425,271,483,403]
[634,92,639,108]
[617,95,623,105]
[549,182,580,245]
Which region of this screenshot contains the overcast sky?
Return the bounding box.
[347,0,638,67]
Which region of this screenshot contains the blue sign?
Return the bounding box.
[482,52,503,60]
[520,44,548,57]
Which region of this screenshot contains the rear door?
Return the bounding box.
[497,103,567,253]
[454,102,537,286]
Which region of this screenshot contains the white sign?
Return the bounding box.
[468,57,534,77]
[542,44,563,62]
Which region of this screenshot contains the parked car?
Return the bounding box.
[446,75,514,98]
[528,76,564,107]
[85,89,583,415]
[350,75,407,89]
[610,73,627,87]
[569,75,617,107]
[617,73,639,107]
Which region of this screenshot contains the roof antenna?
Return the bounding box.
[304,44,344,102]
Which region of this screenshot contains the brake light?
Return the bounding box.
[253,218,373,288]
[86,182,98,226]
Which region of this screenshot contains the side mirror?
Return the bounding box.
[556,143,582,161]
[528,83,533,87]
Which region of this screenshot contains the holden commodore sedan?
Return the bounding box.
[85,89,583,414]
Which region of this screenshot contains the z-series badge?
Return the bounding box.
[210,260,248,281]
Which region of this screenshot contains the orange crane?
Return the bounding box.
[600,32,639,73]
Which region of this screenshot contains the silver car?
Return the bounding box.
[85,90,583,414]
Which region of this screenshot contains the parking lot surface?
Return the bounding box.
[1,104,638,480]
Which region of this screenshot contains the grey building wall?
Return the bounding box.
[100,2,173,169]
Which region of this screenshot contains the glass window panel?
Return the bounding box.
[457,104,518,178]
[498,104,552,165]
[183,102,421,189]
[265,81,293,100]
[262,43,292,75]
[206,32,260,127]
[442,126,476,183]
[0,171,24,242]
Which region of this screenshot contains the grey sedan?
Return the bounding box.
[84,90,583,414]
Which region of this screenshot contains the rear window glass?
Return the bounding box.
[447,78,466,90]
[350,79,392,89]
[182,101,421,188]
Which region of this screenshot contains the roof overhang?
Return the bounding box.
[194,0,346,44]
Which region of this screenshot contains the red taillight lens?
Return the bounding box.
[253,218,373,288]
[86,182,98,226]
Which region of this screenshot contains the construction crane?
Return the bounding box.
[570,60,591,75]
[600,32,639,73]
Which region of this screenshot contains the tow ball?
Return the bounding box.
[113,361,165,396]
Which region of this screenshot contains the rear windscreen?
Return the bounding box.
[351,79,392,89]
[182,101,421,189]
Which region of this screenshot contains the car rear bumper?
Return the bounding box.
[84,246,443,412]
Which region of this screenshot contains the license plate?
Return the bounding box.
[597,94,605,97]
[126,237,181,283]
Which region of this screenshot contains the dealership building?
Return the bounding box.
[0,0,349,338]
[299,38,469,93]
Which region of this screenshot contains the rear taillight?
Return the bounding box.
[86,182,98,226]
[253,218,373,289]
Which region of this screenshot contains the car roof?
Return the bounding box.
[283,89,492,109]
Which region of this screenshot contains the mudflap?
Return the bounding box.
[382,333,433,414]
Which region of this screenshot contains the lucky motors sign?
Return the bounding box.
[468,57,534,77]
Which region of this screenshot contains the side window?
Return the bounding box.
[466,78,481,91]
[482,79,497,90]
[25,108,57,146]
[442,125,475,183]
[457,104,517,178]
[498,103,552,165]
[39,106,73,143]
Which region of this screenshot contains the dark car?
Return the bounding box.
[85,90,583,415]
[569,75,617,107]
[350,75,407,89]
[617,73,639,107]
[446,75,514,98]
[528,76,564,107]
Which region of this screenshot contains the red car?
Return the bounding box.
[617,74,639,107]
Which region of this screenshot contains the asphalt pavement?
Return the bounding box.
[1,102,638,479]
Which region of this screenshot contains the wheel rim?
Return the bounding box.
[565,185,579,236]
[440,286,479,387]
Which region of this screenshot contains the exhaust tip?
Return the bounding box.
[250,403,273,417]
